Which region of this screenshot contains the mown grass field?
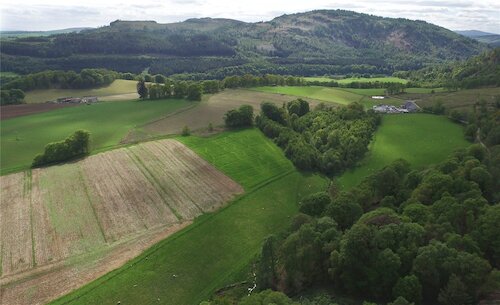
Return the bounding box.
[0,99,192,174]
[337,114,470,189]
[50,129,328,305]
[24,79,139,103]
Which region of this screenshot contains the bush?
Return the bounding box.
[32,130,90,167]
[182,125,191,136]
[224,105,254,128]
[0,89,25,105]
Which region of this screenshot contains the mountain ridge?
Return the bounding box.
[0,10,489,77]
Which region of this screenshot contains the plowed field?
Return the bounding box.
[0,139,242,305]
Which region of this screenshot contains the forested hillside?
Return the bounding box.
[396,48,500,88]
[0,10,486,78]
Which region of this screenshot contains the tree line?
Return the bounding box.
[2,69,120,91]
[32,130,91,167]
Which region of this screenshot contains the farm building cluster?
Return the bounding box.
[372,101,420,114]
[55,96,98,104]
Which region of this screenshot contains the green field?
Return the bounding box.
[24,79,139,103]
[252,86,363,105]
[337,114,469,189]
[405,87,446,94]
[0,99,192,174]
[337,77,408,84]
[252,86,407,108]
[50,129,328,305]
[304,76,408,84]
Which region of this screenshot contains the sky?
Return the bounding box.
[1,0,499,33]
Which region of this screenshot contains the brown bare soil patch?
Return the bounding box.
[1,103,76,120]
[0,140,242,305]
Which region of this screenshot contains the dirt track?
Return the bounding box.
[0,140,243,305]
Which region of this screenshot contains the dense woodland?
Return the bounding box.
[2,69,119,91]
[256,101,380,175]
[206,141,500,305]
[396,48,500,89]
[0,10,486,77]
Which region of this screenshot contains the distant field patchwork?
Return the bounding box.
[0,139,242,305]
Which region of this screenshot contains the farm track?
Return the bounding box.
[0,139,243,305]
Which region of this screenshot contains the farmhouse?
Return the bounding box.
[371,96,385,99]
[402,100,420,112]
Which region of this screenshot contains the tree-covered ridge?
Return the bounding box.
[396,48,500,89]
[256,101,380,175]
[0,10,486,76]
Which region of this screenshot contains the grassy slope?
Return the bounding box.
[24,80,138,103]
[50,129,328,305]
[252,86,363,105]
[0,99,191,174]
[337,114,469,189]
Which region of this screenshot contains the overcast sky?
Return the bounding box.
[1,0,499,33]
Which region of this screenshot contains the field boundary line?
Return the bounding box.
[126,147,183,220]
[48,170,296,305]
[77,166,107,244]
[134,101,200,129]
[26,170,36,268]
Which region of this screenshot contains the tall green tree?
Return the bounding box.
[137,80,148,99]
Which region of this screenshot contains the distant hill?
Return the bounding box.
[456,30,497,37]
[456,30,500,47]
[0,10,488,77]
[0,27,92,38]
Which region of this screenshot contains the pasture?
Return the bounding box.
[24,79,139,103]
[0,139,243,305]
[0,99,191,174]
[337,114,470,189]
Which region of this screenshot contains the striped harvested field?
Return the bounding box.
[0,139,242,305]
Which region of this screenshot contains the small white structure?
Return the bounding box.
[371,96,385,100]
